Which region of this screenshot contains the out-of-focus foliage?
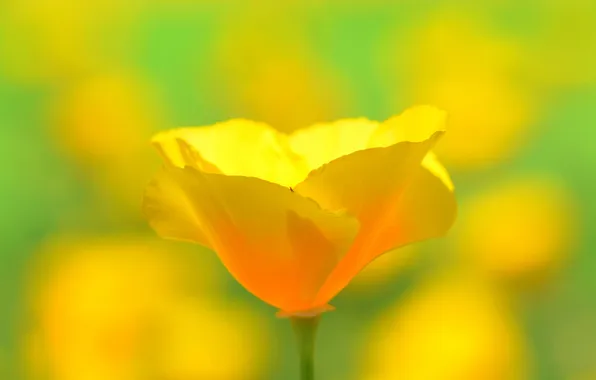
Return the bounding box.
[0,1,594,380]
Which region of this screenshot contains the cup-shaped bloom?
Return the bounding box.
[143,106,456,314]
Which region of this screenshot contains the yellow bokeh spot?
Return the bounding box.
[24,235,270,380]
[50,75,163,214]
[362,274,529,380]
[0,0,142,83]
[240,56,349,133]
[51,75,160,164]
[393,13,537,169]
[417,76,535,168]
[210,14,351,133]
[457,178,578,288]
[155,298,270,379]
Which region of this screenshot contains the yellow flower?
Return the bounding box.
[155,298,271,380]
[209,13,351,133]
[51,75,159,162]
[50,74,163,216]
[456,177,578,289]
[387,13,537,169]
[143,106,457,314]
[361,274,530,380]
[0,0,142,84]
[24,235,270,380]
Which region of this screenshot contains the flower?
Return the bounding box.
[361,273,529,380]
[50,74,164,216]
[456,177,578,289]
[208,12,351,133]
[24,235,271,380]
[0,0,142,84]
[143,105,457,314]
[384,13,537,170]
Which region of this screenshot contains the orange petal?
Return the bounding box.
[143,166,359,312]
[314,158,455,305]
[293,107,453,305]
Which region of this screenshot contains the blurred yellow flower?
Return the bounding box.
[456,177,578,289]
[413,75,536,169]
[361,274,529,380]
[50,75,163,214]
[51,75,160,163]
[24,235,270,380]
[155,298,270,380]
[392,13,537,169]
[144,105,457,314]
[210,14,350,133]
[0,0,142,83]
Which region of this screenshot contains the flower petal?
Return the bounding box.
[143,167,213,248]
[143,166,359,312]
[289,119,380,171]
[377,157,457,251]
[293,108,453,305]
[152,119,309,187]
[312,156,456,306]
[368,105,448,147]
[422,151,454,191]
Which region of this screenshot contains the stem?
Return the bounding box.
[290,315,321,380]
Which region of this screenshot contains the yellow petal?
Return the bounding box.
[350,154,455,292]
[422,151,454,192]
[143,167,213,248]
[381,159,457,250]
[294,105,448,217]
[143,166,359,312]
[293,108,453,306]
[289,118,380,171]
[152,119,309,187]
[368,105,448,147]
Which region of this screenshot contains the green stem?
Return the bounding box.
[290,315,321,380]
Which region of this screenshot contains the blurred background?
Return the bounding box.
[1,1,595,379]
